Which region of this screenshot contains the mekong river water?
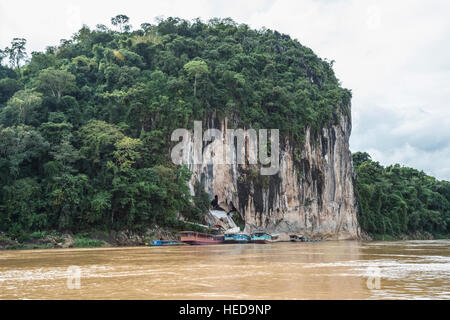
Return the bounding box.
[0,240,449,299]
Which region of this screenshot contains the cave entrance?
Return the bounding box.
[207,196,245,233]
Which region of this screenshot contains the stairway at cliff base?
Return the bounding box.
[209,210,240,233]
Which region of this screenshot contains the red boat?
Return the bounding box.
[179,231,224,245]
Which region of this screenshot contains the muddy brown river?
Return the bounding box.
[0,240,449,299]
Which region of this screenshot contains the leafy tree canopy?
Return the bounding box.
[353,152,449,238]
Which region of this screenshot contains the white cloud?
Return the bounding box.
[1,0,449,180]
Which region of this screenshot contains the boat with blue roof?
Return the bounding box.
[224,233,251,244]
[250,232,280,244]
[148,240,183,246]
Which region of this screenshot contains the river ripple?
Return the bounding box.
[0,240,448,299]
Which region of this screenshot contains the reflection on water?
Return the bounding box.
[0,240,448,299]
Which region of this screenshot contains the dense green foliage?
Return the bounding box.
[2,16,447,242]
[0,16,349,239]
[353,152,450,238]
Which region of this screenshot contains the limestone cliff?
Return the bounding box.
[185,109,360,240]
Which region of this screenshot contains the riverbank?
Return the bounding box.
[361,231,449,241]
[1,229,448,250]
[0,228,334,250]
[0,227,182,250]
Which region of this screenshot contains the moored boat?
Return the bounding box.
[148,240,183,246]
[251,232,280,244]
[179,231,224,245]
[224,233,251,244]
[289,234,324,242]
[289,234,307,242]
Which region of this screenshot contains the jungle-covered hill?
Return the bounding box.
[0,15,448,243]
[0,16,349,241]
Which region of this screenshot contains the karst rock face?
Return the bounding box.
[184,109,360,240]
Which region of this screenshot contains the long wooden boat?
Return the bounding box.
[224,233,251,244]
[148,240,183,246]
[179,231,224,245]
[251,232,280,244]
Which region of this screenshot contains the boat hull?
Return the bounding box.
[252,239,270,244]
[182,240,223,245]
[179,231,224,245]
[252,239,279,244]
[224,240,250,244]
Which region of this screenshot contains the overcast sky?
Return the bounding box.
[1,0,449,180]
